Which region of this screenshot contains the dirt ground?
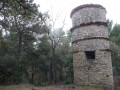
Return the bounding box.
[0,84,104,90]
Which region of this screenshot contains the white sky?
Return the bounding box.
[34,0,120,31]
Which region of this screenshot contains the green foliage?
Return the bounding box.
[0,0,73,85]
[110,24,120,45]
[108,21,120,76]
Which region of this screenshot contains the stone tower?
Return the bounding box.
[70,4,114,89]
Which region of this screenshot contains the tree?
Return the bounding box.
[48,28,65,83]
[108,21,120,76]
[0,0,74,85]
[110,24,120,45]
[45,7,66,83]
[0,0,50,84]
[55,31,73,84]
[110,42,120,76]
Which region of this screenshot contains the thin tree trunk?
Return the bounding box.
[18,32,22,60]
[14,16,23,68]
[52,46,56,84]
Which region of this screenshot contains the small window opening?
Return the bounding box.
[85,51,95,59]
[106,75,109,77]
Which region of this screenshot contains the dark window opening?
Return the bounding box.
[106,75,109,77]
[85,51,95,59]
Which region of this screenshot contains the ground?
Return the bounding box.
[0,84,103,90]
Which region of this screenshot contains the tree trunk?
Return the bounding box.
[18,32,22,59]
[52,46,56,84]
[49,42,57,84]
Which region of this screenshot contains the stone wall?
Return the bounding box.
[71,5,106,27]
[70,4,114,90]
[73,50,113,88]
[72,39,110,52]
[71,25,108,41]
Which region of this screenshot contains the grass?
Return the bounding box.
[0,84,104,90]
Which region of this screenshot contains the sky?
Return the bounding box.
[34,0,120,31]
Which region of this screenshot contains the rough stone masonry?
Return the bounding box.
[70,4,114,90]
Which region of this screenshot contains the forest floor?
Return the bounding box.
[0,84,104,90]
